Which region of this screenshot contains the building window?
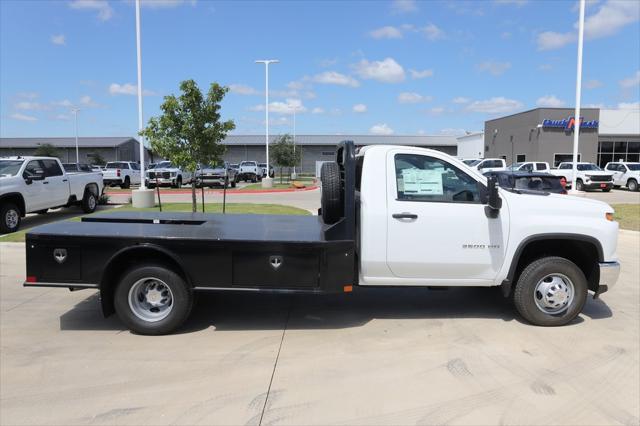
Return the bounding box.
[553,153,582,167]
[321,151,334,156]
[597,141,640,167]
[516,154,526,162]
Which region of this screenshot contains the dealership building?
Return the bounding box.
[484,108,640,167]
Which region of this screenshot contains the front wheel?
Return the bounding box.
[575,179,584,191]
[0,203,21,233]
[114,264,193,335]
[513,256,587,326]
[121,176,131,189]
[628,179,638,192]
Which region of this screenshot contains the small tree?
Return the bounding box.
[271,134,301,184]
[141,79,235,212]
[34,143,59,158]
[89,152,106,165]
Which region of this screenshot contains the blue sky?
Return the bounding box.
[1,0,638,138]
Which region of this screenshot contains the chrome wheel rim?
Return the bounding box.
[128,277,174,322]
[534,273,574,315]
[88,194,96,210]
[5,209,19,229]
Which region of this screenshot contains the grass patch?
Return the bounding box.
[612,204,640,232]
[240,183,298,191]
[0,203,310,243]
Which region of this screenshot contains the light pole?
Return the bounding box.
[255,59,279,188]
[131,0,154,207]
[570,0,586,193]
[292,104,297,179]
[71,107,80,163]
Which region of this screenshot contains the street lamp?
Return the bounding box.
[292,104,297,179]
[255,59,279,188]
[570,0,586,193]
[131,0,154,207]
[71,107,80,163]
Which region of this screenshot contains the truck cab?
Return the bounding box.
[605,162,640,191]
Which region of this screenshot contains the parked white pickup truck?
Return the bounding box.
[238,160,262,182]
[550,162,614,191]
[103,161,141,189]
[0,156,103,233]
[605,162,640,192]
[508,161,550,173]
[144,161,192,188]
[465,158,507,173]
[23,142,620,334]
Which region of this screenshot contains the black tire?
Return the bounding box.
[575,179,584,191]
[513,256,587,327]
[231,179,236,188]
[320,162,342,224]
[81,189,98,213]
[628,179,638,192]
[35,209,48,215]
[121,176,131,189]
[602,188,611,192]
[251,175,257,183]
[0,203,21,233]
[114,264,193,335]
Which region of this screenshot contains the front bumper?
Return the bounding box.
[584,181,613,190]
[199,177,226,186]
[146,178,176,186]
[595,261,621,297]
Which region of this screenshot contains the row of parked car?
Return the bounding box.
[461,157,640,193]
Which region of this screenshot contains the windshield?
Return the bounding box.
[0,160,24,176]
[106,162,127,169]
[463,159,479,166]
[507,163,524,170]
[155,161,172,168]
[627,164,640,171]
[258,163,266,167]
[577,164,601,171]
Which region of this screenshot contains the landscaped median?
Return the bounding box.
[0,203,310,243]
[612,204,640,232]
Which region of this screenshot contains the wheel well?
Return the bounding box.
[0,193,26,216]
[84,183,99,196]
[628,177,637,184]
[509,238,600,295]
[99,247,190,317]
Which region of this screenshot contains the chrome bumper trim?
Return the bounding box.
[596,261,620,296]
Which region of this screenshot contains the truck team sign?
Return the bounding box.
[542,116,599,131]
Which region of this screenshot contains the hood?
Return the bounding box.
[502,188,613,218]
[200,166,226,173]
[148,167,179,173]
[583,171,613,176]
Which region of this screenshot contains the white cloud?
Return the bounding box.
[312,107,325,114]
[428,106,446,115]
[494,0,528,6]
[538,64,553,71]
[51,34,66,45]
[619,70,640,88]
[369,26,403,39]
[109,83,156,96]
[52,99,73,108]
[17,92,39,99]
[15,101,50,111]
[439,128,467,135]
[69,0,114,21]
[501,31,512,39]
[466,97,524,114]
[585,79,603,89]
[537,1,639,50]
[10,113,37,122]
[353,103,367,113]
[618,101,640,110]
[319,58,338,67]
[421,23,445,41]
[54,114,71,121]
[397,92,431,104]
[391,0,418,14]
[229,84,259,95]
[79,95,101,108]
[287,80,305,90]
[536,95,566,107]
[353,57,405,83]
[476,61,511,76]
[452,97,471,104]
[536,31,576,50]
[370,123,394,135]
[250,98,306,115]
[310,71,359,87]
[409,68,434,79]
[139,0,197,9]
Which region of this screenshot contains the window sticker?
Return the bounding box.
[401,168,443,195]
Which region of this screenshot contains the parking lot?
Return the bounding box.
[1,186,639,425]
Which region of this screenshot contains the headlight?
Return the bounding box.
[171,171,177,177]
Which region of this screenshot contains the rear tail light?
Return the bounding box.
[26,276,37,283]
[117,169,121,177]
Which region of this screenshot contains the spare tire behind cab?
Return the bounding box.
[320,162,343,224]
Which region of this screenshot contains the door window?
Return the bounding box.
[41,160,63,177]
[23,160,44,178]
[536,163,547,170]
[394,154,481,203]
[521,163,534,172]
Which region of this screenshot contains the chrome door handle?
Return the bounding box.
[42,181,49,184]
[392,213,418,219]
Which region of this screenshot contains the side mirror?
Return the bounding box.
[485,176,502,218]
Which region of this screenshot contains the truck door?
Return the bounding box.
[21,160,47,211]
[41,159,69,206]
[385,151,509,283]
[605,163,623,185]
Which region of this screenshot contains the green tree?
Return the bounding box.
[141,79,235,212]
[89,152,106,165]
[34,143,59,158]
[271,134,301,184]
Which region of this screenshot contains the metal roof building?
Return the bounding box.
[0,137,150,164]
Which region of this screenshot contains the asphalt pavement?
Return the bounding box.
[1,230,638,425]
